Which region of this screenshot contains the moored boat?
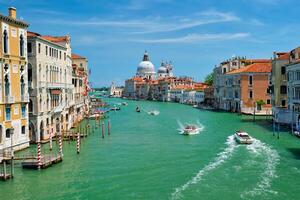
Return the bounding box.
[234,131,253,144]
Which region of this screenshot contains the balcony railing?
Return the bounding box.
[21,94,29,102]
[5,95,14,104]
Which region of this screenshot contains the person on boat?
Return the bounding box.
[136,106,141,112]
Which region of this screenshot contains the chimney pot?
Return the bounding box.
[8,7,16,19]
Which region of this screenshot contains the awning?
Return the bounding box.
[51,89,61,95]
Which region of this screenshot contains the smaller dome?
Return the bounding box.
[158,66,167,73]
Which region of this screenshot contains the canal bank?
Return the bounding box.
[1,98,300,200]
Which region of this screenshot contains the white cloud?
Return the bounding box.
[38,10,240,34]
[132,33,250,43]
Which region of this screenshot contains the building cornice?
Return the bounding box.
[0,14,29,27]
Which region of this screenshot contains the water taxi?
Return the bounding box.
[182,125,200,135]
[234,131,253,144]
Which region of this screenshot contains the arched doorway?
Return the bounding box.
[40,121,44,141]
[56,118,60,134]
[29,121,36,143]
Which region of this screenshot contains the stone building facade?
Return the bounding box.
[0,7,30,151]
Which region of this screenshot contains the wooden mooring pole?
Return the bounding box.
[108,120,111,135]
[102,122,105,139]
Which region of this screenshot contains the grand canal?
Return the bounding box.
[1,99,300,200]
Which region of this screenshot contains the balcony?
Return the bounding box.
[21,94,29,102]
[47,83,74,89]
[47,82,65,89]
[5,96,14,104]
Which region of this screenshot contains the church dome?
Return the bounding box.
[136,51,155,77]
[158,66,167,73]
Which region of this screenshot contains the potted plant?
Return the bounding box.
[256,100,265,111]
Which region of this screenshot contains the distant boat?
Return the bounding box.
[294,131,300,138]
[148,110,160,116]
[182,125,200,135]
[122,102,128,106]
[111,106,121,111]
[234,131,253,144]
[136,106,141,113]
[192,105,198,108]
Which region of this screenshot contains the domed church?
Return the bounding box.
[158,61,173,78]
[136,51,156,79]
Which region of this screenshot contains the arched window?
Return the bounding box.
[40,95,42,110]
[29,99,33,113]
[21,126,26,134]
[20,34,24,56]
[3,29,8,54]
[5,129,10,138]
[20,75,25,96]
[4,74,10,96]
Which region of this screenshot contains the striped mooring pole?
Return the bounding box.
[59,134,63,157]
[107,120,111,135]
[49,129,53,151]
[37,142,42,170]
[102,122,105,139]
[77,132,80,154]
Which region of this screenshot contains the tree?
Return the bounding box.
[204,72,214,86]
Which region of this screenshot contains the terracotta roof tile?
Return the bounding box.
[277,53,290,60]
[226,62,271,74]
[72,53,86,59]
[41,35,69,43]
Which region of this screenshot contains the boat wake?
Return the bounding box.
[241,139,280,199]
[171,135,237,200]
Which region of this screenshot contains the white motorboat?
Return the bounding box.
[192,105,198,108]
[182,125,200,135]
[234,131,253,144]
[148,110,160,116]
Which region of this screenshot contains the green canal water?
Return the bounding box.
[1,99,300,200]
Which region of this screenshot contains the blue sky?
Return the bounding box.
[1,0,300,87]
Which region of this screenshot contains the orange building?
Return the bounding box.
[225,61,272,114]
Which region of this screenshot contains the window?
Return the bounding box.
[21,126,26,134]
[49,47,52,56]
[27,42,32,53]
[59,51,62,59]
[223,68,226,74]
[20,35,25,56]
[6,129,10,138]
[249,75,253,85]
[38,43,41,53]
[3,29,8,54]
[46,46,48,55]
[281,66,286,75]
[280,85,287,94]
[267,99,271,104]
[281,100,286,107]
[4,74,10,96]
[64,52,66,61]
[5,107,11,121]
[21,105,26,118]
[249,90,253,99]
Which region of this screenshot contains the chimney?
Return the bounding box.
[8,7,16,19]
